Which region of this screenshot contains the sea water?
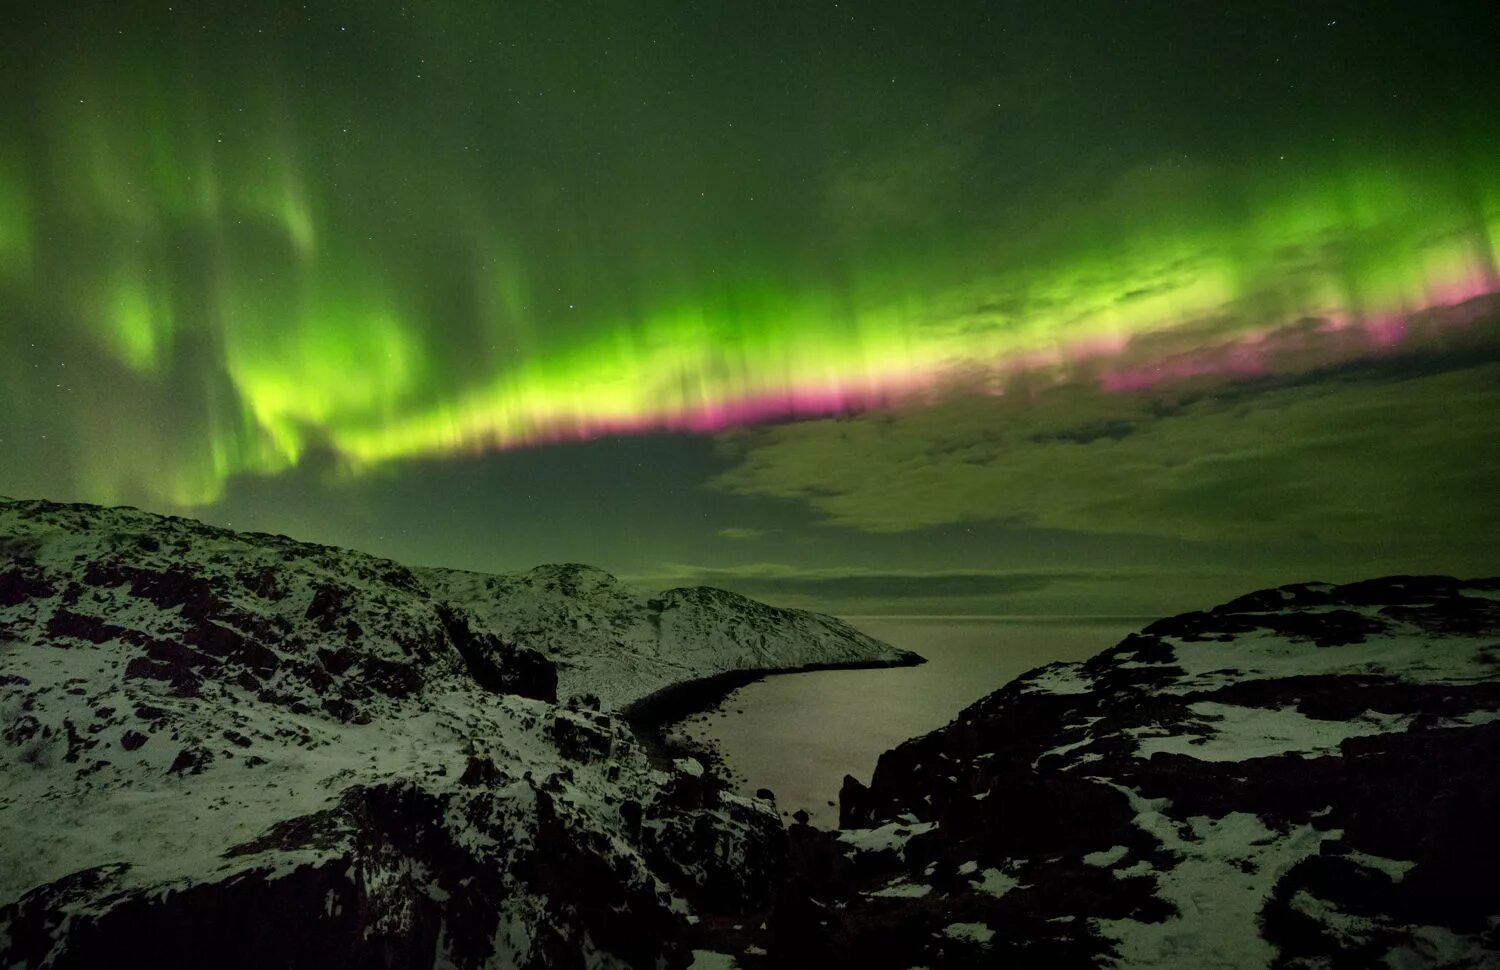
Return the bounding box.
[670,616,1148,826]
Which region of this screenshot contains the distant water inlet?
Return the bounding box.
[665,616,1148,826]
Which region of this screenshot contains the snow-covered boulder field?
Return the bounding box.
[0,497,910,969]
[745,576,1500,968]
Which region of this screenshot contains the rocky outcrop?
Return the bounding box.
[715,576,1500,968]
[0,497,903,969]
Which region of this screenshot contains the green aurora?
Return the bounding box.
[2,0,1498,614]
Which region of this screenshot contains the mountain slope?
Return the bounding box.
[0,497,905,968]
[751,576,1500,968]
[422,562,914,710]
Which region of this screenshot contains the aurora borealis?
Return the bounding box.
[2,0,1498,614]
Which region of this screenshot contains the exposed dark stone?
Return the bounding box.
[320,698,356,722]
[619,799,643,839]
[566,692,602,712]
[238,566,287,600]
[437,605,559,703]
[62,719,95,763]
[1382,596,1500,636]
[167,745,212,776]
[1142,605,1388,646]
[521,787,693,968]
[642,796,787,913]
[358,657,423,699]
[119,730,149,751]
[497,646,559,703]
[1213,583,1341,614]
[181,621,281,674]
[317,646,356,675]
[123,655,202,697]
[0,850,434,970]
[0,563,50,606]
[839,774,872,829]
[46,609,131,644]
[458,755,501,787]
[132,703,169,723]
[82,561,222,617]
[304,583,348,633]
[551,712,614,763]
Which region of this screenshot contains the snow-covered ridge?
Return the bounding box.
[0,497,913,712]
[421,561,917,710]
[0,496,905,968]
[726,574,1500,968]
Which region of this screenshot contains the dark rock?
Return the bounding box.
[619,799,643,839]
[167,746,212,776]
[45,609,131,644]
[550,712,614,763]
[642,796,787,913]
[437,605,558,703]
[62,720,95,763]
[839,774,871,829]
[304,583,349,633]
[496,646,559,703]
[0,563,51,606]
[566,692,602,712]
[181,620,281,674]
[458,755,501,787]
[123,655,202,697]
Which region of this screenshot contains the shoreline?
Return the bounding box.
[621,652,927,789]
[622,650,927,732]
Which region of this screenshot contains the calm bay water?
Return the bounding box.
[670,616,1148,826]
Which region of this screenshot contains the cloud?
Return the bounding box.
[710,324,1500,554]
[644,562,1091,597]
[716,527,766,540]
[628,562,1175,614]
[625,560,1285,617]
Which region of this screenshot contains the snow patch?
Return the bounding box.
[1164,631,1499,695]
[943,922,995,946]
[865,880,932,899]
[1095,788,1341,967]
[1082,845,1128,867]
[837,820,935,855]
[1022,664,1093,696]
[1133,701,1413,762]
[974,867,1021,898]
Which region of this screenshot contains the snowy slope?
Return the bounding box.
[733,575,1500,968]
[0,497,902,968]
[422,563,915,710]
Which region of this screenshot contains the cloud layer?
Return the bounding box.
[713,312,1500,555]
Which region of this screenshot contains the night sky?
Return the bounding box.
[2,1,1497,616]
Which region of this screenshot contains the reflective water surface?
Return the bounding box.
[670,616,1149,825]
